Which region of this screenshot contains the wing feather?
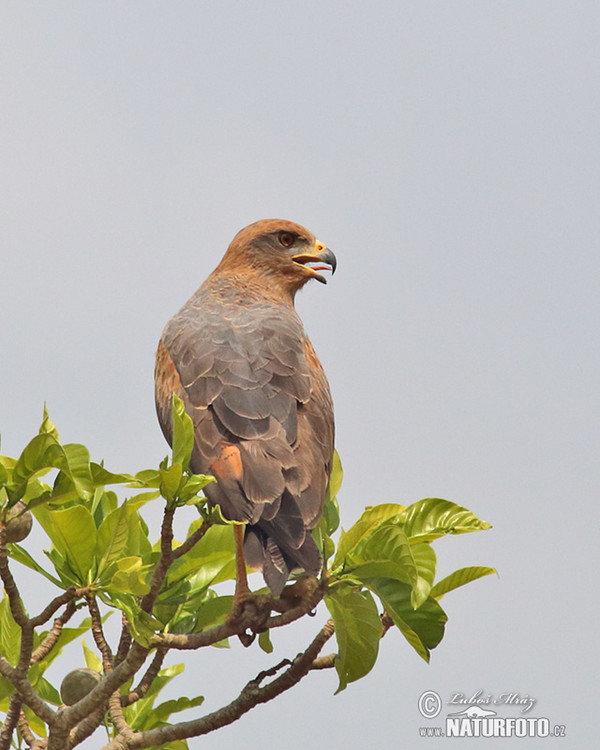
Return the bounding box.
[155,278,334,590]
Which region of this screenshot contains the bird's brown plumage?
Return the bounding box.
[155,219,336,594]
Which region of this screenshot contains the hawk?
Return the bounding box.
[155,219,336,596]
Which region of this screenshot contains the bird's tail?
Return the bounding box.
[244,525,321,596]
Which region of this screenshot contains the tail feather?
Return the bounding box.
[243,525,321,596]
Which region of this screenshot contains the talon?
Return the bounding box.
[226,593,273,632]
[238,631,255,647]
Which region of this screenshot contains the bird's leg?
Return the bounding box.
[233,523,251,602]
[227,524,272,639]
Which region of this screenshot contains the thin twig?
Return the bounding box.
[309,653,336,670]
[114,613,132,666]
[121,648,167,707]
[0,537,28,626]
[139,507,175,614]
[30,588,87,628]
[86,596,134,741]
[171,520,211,559]
[31,601,77,664]
[17,710,46,749]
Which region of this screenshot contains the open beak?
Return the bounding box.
[292,240,337,284]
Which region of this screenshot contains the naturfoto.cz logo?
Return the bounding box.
[417,690,566,739]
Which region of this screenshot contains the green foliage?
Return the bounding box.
[325,586,382,693]
[320,466,495,691]
[123,663,204,735]
[0,403,218,743]
[0,404,495,744]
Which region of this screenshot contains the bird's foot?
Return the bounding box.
[227,591,273,645]
[278,574,320,610]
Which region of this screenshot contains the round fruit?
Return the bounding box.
[4,502,33,543]
[60,668,102,706]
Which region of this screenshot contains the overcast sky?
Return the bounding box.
[1,2,598,748]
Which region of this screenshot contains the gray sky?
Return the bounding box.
[1,2,598,748]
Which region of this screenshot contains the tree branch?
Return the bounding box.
[0,694,22,750]
[114,613,132,666]
[30,588,86,629]
[139,507,175,614]
[0,658,55,726]
[54,643,149,731]
[156,580,325,651]
[86,595,133,741]
[101,619,336,750]
[0,536,28,627]
[69,704,108,747]
[171,519,211,560]
[31,601,77,664]
[17,710,46,750]
[121,648,167,707]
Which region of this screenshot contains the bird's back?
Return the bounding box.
[155,275,334,593]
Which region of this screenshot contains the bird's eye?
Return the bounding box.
[278,231,296,248]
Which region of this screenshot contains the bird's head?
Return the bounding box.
[213,219,336,298]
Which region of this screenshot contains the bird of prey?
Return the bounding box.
[155,219,336,597]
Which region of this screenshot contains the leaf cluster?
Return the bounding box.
[0,401,495,748]
[315,460,495,692]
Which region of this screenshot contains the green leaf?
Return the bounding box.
[133,469,162,488]
[0,595,21,665]
[320,494,340,537]
[33,504,97,584]
[159,463,183,503]
[171,395,195,471]
[0,455,16,472]
[58,443,94,498]
[32,676,61,706]
[431,566,498,600]
[121,510,152,561]
[334,503,406,566]
[96,502,134,575]
[128,490,161,510]
[9,433,64,500]
[39,405,59,440]
[344,524,418,591]
[91,488,119,526]
[82,640,103,673]
[201,502,239,526]
[90,463,135,487]
[125,663,190,730]
[165,523,235,590]
[23,705,47,738]
[6,543,64,587]
[0,675,15,703]
[177,473,216,504]
[411,543,437,609]
[327,449,343,500]
[9,432,96,505]
[365,577,447,662]
[399,498,492,543]
[192,595,233,632]
[153,694,205,723]
[110,557,151,596]
[99,591,161,647]
[258,630,273,654]
[325,586,382,693]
